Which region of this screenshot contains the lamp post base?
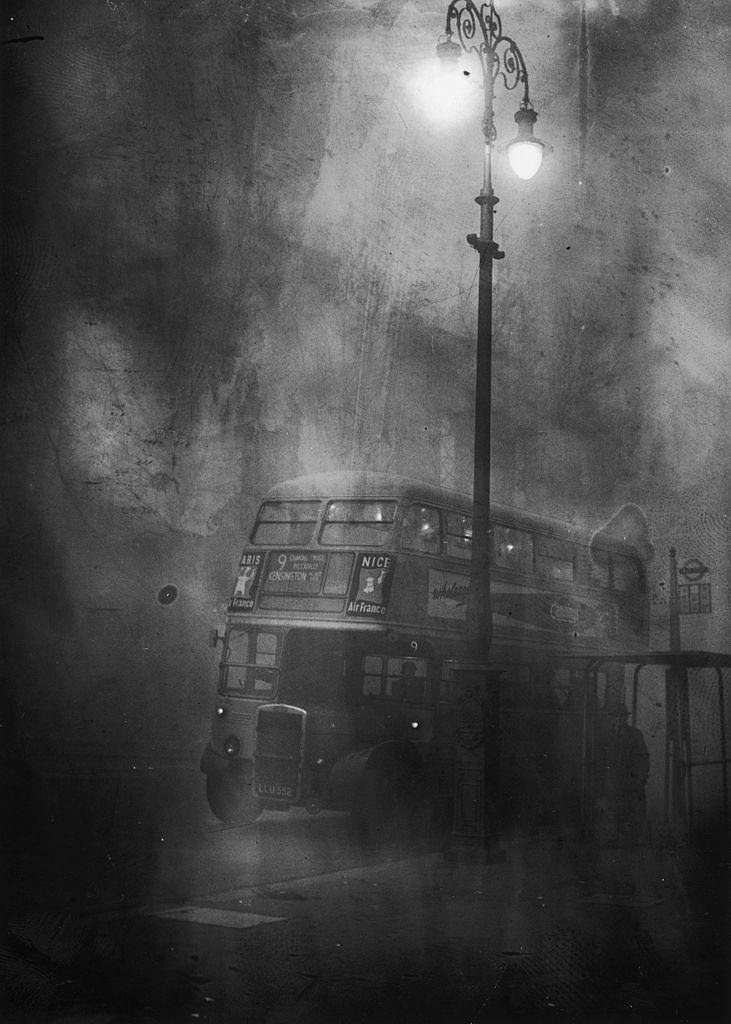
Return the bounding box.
[444,665,505,863]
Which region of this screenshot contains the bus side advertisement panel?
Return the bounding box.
[229,553,263,611]
[491,591,618,640]
[428,569,470,620]
[425,569,620,642]
[345,553,395,619]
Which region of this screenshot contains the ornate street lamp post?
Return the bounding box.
[438,1,547,856]
[439,0,546,661]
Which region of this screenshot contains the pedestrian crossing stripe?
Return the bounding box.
[150,907,285,928]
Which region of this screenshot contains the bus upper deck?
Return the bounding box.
[226,471,649,654]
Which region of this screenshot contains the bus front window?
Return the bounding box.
[222,629,280,696]
[320,500,396,547]
[251,500,320,546]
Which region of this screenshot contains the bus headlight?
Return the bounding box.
[224,735,240,757]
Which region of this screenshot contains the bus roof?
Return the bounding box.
[264,471,469,509]
[261,472,641,557]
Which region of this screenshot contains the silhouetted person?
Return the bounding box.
[595,705,649,846]
[391,660,421,701]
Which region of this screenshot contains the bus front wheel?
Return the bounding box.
[206,771,262,825]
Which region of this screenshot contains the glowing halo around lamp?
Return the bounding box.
[406,54,479,128]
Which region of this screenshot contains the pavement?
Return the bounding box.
[1,766,728,1023]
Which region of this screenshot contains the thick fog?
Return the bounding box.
[2,0,728,757]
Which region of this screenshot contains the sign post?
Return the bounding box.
[665,548,692,828]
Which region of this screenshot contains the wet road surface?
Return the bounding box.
[1,763,728,1023]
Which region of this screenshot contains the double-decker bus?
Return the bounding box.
[200,472,649,835]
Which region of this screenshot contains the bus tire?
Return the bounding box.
[206,771,262,825]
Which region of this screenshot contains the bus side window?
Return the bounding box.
[535,535,575,581]
[439,660,462,703]
[549,668,574,709]
[445,512,472,560]
[494,526,534,573]
[362,655,383,697]
[386,658,427,701]
[401,505,441,555]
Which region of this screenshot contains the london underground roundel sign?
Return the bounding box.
[678,558,709,583]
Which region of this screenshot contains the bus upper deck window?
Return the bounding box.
[494,526,533,573]
[401,504,440,554]
[535,535,575,581]
[320,500,396,546]
[445,512,472,560]
[251,501,320,546]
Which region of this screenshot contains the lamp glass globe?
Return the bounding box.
[507,139,543,180]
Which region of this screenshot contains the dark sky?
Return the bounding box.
[1,0,729,752]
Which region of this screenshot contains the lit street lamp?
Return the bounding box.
[439,0,546,661]
[437,0,547,856]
